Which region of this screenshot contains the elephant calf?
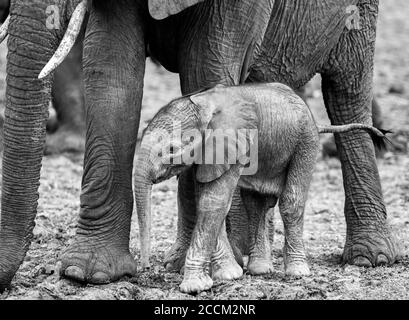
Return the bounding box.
[134,83,388,294]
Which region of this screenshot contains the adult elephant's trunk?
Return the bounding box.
[0,1,84,290]
[134,152,155,270]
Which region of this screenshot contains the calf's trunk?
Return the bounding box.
[134,161,154,270]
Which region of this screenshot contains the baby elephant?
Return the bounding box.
[133,83,387,294]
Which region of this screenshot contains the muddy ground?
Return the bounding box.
[0,1,409,300]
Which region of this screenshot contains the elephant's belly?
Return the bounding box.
[248,0,352,89]
[238,172,286,197]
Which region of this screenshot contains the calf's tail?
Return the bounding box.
[317,124,392,151]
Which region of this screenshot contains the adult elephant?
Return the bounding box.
[0,0,384,155]
[0,0,397,289]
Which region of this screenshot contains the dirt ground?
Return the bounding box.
[0,1,409,300]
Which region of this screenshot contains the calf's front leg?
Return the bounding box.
[164,169,197,272]
[180,167,242,294]
[211,221,243,282]
[278,134,317,277]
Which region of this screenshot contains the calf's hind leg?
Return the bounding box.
[279,140,317,277]
[242,190,276,275]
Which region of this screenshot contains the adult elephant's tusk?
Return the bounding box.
[38,0,87,79]
[0,15,10,44]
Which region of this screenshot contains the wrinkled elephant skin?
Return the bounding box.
[0,0,397,291]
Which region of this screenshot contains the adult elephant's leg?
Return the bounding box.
[167,0,273,273]
[321,25,397,267]
[322,98,384,159]
[59,0,146,284]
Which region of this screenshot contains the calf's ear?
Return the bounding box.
[195,127,257,183]
[149,0,206,20]
[189,87,258,183]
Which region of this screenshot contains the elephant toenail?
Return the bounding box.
[91,272,110,284]
[352,256,372,267]
[376,254,389,266]
[64,266,85,282]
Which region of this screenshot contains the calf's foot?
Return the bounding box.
[283,243,310,277]
[212,258,243,281]
[247,257,274,275]
[285,260,311,277]
[180,270,213,294]
[59,237,137,284]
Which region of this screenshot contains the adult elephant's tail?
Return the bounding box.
[0,0,86,292]
[317,124,392,151]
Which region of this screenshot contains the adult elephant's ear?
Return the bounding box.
[149,0,206,20]
[190,88,258,183]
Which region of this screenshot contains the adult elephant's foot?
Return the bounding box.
[247,257,274,276]
[45,126,85,155]
[164,240,189,272]
[179,270,213,294]
[342,226,398,267]
[59,238,137,284]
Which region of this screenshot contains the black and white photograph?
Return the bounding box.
[0,0,408,303]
